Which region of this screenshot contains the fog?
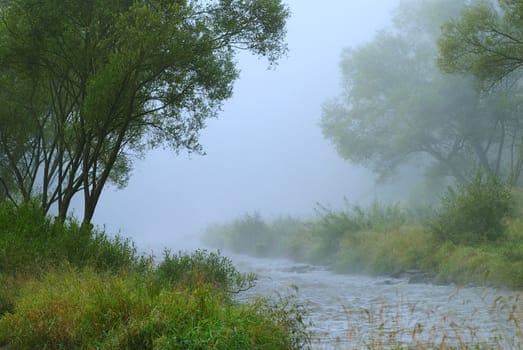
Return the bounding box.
[88,1,400,253]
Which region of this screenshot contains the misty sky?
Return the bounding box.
[86,0,400,252]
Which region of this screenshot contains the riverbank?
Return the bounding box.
[0,202,310,349]
[203,203,523,289]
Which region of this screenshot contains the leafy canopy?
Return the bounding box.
[321,0,523,186]
[0,0,289,224]
[438,0,523,88]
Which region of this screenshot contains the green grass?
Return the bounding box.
[204,200,523,288]
[0,201,311,349]
[0,200,145,276]
[0,268,310,349]
[204,201,523,349]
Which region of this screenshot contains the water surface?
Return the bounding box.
[227,252,522,349]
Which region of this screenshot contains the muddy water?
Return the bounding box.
[226,252,522,349]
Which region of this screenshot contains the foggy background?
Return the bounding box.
[86,0,400,253]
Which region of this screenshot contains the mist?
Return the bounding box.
[4,1,523,349]
[86,1,400,253]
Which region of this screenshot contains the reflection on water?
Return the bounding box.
[226,252,522,349]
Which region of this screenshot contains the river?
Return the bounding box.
[224,252,522,349]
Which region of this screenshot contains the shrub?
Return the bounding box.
[203,214,308,258]
[155,249,256,295]
[203,212,273,256]
[428,174,514,245]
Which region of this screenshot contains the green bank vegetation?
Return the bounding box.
[0,1,311,346]
[307,0,523,290]
[0,202,310,349]
[204,174,523,289]
[0,0,289,225]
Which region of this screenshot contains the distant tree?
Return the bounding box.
[438,0,523,88]
[0,0,289,224]
[321,0,523,185]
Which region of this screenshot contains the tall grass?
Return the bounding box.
[340,292,523,349]
[204,199,523,288]
[0,267,310,349]
[0,201,311,349]
[0,200,144,275]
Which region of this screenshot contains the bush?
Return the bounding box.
[231,212,273,256]
[428,174,514,245]
[203,212,272,256]
[203,214,308,259]
[155,249,256,295]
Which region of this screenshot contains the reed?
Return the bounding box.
[318,290,523,349]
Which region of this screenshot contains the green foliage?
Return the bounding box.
[0,268,310,349]
[334,225,433,275]
[203,212,308,258]
[0,0,289,224]
[230,212,271,255]
[0,274,22,316]
[0,206,311,348]
[307,202,408,264]
[155,249,257,295]
[428,174,514,245]
[204,197,523,288]
[204,202,412,266]
[322,0,523,186]
[438,0,523,87]
[0,201,143,276]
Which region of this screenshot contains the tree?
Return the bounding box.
[0,0,289,224]
[321,0,523,186]
[438,0,523,89]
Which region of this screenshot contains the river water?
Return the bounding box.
[225,252,523,349]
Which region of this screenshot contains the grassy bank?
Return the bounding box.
[204,179,523,289]
[204,208,523,288]
[0,201,310,349]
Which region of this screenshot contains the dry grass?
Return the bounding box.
[330,292,523,349]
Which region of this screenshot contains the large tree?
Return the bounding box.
[321,0,523,186]
[0,0,289,224]
[438,0,523,88]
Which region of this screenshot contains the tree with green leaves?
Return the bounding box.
[0,0,289,224]
[321,0,523,186]
[438,0,523,89]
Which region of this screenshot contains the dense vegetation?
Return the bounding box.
[4,0,523,347]
[204,175,523,289]
[0,202,310,349]
[321,0,523,187]
[0,0,289,224]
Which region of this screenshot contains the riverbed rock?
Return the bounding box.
[282,264,315,273]
[391,269,433,284]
